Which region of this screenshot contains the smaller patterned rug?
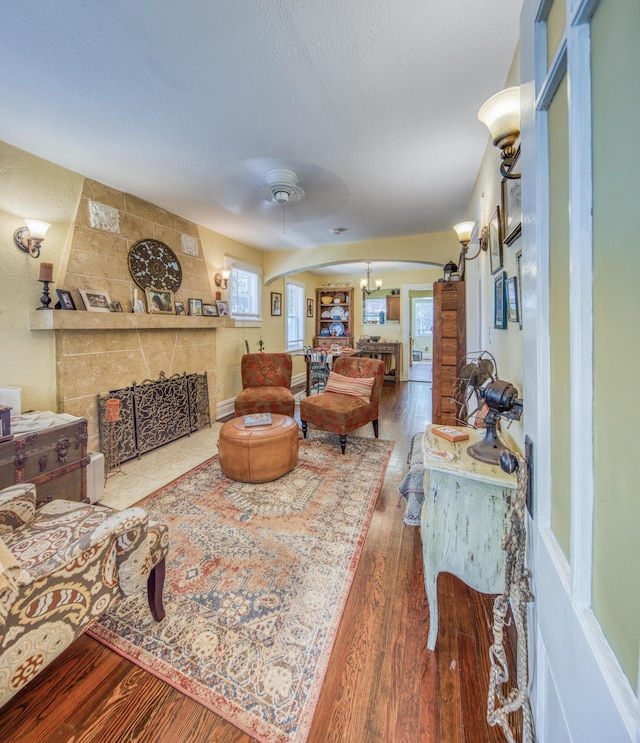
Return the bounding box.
[88,432,393,743]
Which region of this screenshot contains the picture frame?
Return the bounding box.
[78,288,112,312]
[307,298,314,318]
[515,249,523,329]
[488,206,503,275]
[110,300,123,312]
[55,289,76,310]
[202,303,219,317]
[216,300,230,317]
[271,292,282,316]
[494,272,507,329]
[501,148,522,245]
[188,298,203,316]
[506,276,519,323]
[174,300,185,315]
[145,287,174,315]
[132,298,146,314]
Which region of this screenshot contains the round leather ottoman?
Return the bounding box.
[218,414,299,483]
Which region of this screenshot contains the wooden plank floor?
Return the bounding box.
[0,381,519,742]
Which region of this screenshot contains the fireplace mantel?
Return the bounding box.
[30,310,235,331]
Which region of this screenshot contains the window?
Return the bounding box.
[228,261,261,319]
[286,280,305,351]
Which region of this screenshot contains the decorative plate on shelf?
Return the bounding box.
[329,321,345,336]
[128,239,183,292]
[424,447,454,463]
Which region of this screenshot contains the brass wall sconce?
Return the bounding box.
[14,219,51,259]
[453,221,489,280]
[478,86,521,179]
[214,269,231,290]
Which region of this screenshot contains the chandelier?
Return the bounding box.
[360,262,383,295]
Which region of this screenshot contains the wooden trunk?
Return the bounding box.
[0,419,89,507]
[432,281,466,425]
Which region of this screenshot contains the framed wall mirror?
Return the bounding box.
[362,288,400,325]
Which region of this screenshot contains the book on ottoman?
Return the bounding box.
[243,413,272,427]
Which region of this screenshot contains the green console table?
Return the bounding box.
[420,424,516,650]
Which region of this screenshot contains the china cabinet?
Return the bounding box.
[314,287,354,348]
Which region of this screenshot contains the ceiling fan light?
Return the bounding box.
[273,189,290,204]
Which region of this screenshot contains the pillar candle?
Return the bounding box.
[39,262,53,282]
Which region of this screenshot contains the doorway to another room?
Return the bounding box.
[409,290,433,383]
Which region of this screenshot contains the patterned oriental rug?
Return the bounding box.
[87,433,394,743]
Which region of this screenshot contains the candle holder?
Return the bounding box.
[37,279,53,310]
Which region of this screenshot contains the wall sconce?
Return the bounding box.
[478,86,521,179]
[453,221,489,280]
[14,220,51,259]
[214,269,231,290]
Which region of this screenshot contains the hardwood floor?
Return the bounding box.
[0,381,519,742]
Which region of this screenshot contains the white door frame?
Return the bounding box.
[521,0,639,739]
[400,282,433,381]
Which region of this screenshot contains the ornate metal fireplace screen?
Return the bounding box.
[97,371,210,462]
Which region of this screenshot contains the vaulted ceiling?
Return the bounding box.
[1,1,521,254]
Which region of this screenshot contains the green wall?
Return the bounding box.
[591,0,640,691]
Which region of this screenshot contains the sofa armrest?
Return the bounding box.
[0,484,37,534]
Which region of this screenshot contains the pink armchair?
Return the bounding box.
[300,356,384,453]
[0,483,169,707]
[234,353,296,418]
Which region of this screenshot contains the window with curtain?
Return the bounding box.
[228,262,261,319]
[286,281,305,351]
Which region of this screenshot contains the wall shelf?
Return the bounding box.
[30,310,235,331]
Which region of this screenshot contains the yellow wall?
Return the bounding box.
[591,0,640,691]
[462,52,524,451]
[0,142,84,412]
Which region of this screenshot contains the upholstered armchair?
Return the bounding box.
[300,356,385,453]
[234,353,296,418]
[0,483,169,708]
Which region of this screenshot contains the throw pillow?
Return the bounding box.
[324,372,374,402]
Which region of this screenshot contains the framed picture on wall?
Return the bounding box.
[488,206,503,275]
[506,276,519,323]
[501,148,522,245]
[494,272,507,329]
[515,249,523,329]
[271,292,282,316]
[307,298,314,317]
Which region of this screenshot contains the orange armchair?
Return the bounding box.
[234,353,296,418]
[300,356,384,453]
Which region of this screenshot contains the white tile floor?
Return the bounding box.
[99,422,224,511]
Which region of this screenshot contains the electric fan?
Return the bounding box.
[454,351,523,465]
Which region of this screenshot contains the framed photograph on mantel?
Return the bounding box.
[488,206,503,275]
[78,288,112,312]
[501,147,522,246]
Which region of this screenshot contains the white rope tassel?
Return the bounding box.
[487,452,535,743]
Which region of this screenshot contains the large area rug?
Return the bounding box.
[88,432,394,743]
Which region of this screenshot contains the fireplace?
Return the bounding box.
[97,371,210,462]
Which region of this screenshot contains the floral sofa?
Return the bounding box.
[0,483,169,707]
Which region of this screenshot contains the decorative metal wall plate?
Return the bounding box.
[128,239,183,291]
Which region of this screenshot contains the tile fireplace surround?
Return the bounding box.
[29,178,233,452]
